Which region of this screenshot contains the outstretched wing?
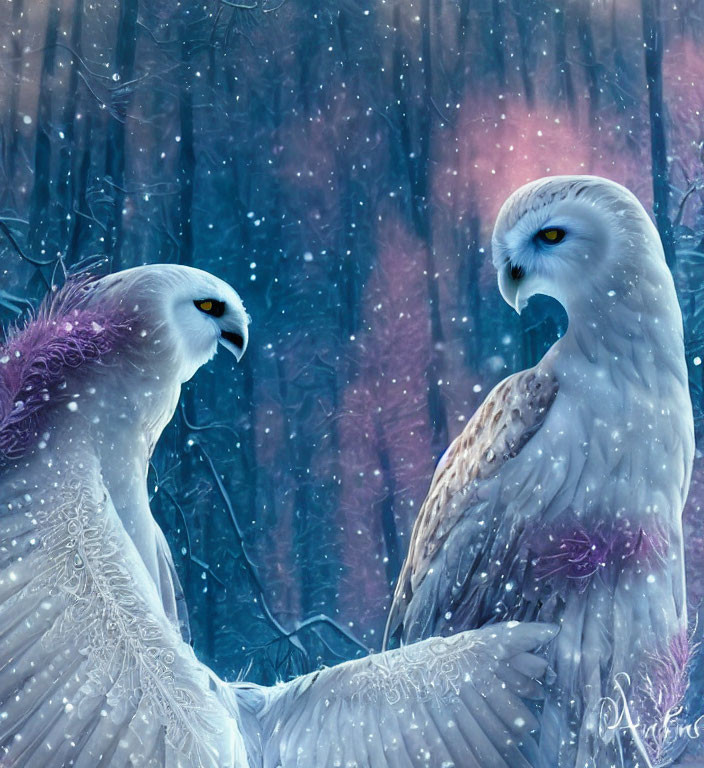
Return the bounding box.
[235,622,557,768]
[384,366,558,647]
[0,453,245,768]
[0,411,558,768]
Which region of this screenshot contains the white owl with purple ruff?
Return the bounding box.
[0,264,557,768]
[385,176,695,768]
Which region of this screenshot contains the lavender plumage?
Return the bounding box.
[532,518,668,592]
[0,278,131,463]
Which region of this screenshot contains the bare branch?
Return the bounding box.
[220,0,258,8]
[674,181,704,229]
[194,440,372,664]
[263,0,288,11]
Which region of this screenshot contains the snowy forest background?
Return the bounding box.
[2,0,704,686]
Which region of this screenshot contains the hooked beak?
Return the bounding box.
[218,322,249,362]
[498,262,529,315]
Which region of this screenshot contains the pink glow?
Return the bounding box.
[433,97,651,234]
[336,212,437,633]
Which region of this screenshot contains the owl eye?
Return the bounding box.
[194,299,225,317]
[536,227,566,245]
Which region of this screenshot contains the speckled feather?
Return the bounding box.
[639,628,696,764]
[384,364,558,646]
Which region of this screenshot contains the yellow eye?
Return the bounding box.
[536,227,566,245]
[194,298,226,317]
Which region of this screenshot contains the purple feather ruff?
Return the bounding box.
[0,277,132,463]
[533,518,668,592]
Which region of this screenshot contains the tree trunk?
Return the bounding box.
[104,0,138,271]
[59,0,84,258]
[491,0,507,89]
[511,0,535,108]
[642,0,676,268]
[374,418,401,589]
[391,0,449,459]
[454,0,471,95]
[67,109,93,263]
[575,2,600,121]
[554,0,575,111]
[177,41,195,267]
[28,6,60,262]
[466,213,483,366]
[6,0,25,197]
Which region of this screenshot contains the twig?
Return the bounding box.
[674,181,704,228]
[179,400,241,440]
[430,96,453,126]
[221,0,258,7]
[0,221,54,267]
[0,221,53,289]
[157,487,226,587]
[190,554,226,587]
[263,0,288,11]
[160,487,194,559]
[287,614,372,655]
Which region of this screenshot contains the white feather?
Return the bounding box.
[0,264,557,768]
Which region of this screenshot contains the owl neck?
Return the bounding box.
[76,367,182,586]
[542,262,693,598]
[98,381,181,479]
[554,262,689,401]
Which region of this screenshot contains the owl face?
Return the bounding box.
[88,264,250,383]
[491,176,656,315]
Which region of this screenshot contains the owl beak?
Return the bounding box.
[498,262,528,315]
[218,322,249,362]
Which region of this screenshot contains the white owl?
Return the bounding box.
[385,176,695,767]
[0,265,556,768]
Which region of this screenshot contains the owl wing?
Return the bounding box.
[384,366,558,647]
[233,621,557,768]
[0,454,246,768]
[0,447,557,768]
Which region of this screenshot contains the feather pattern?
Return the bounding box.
[384,364,558,647]
[236,622,558,768]
[531,517,668,592]
[0,265,561,768]
[0,277,132,463]
[386,177,695,768]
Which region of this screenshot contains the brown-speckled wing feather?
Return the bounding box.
[384,366,558,647]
